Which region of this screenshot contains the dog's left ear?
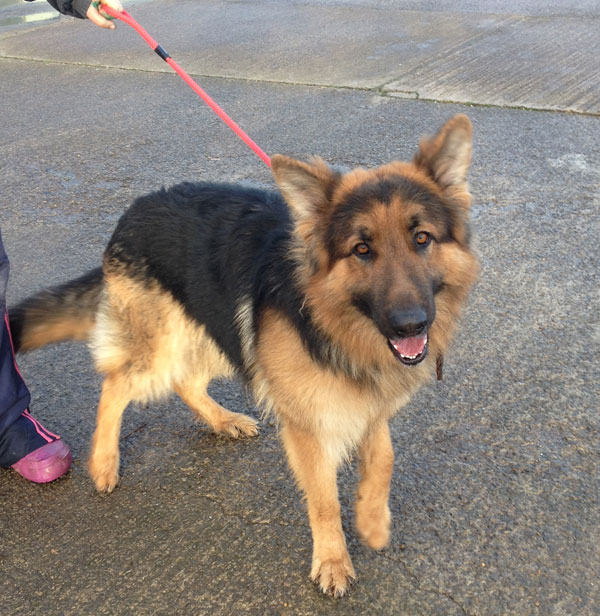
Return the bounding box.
[271,155,339,223]
[414,114,472,207]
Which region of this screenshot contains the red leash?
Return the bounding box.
[101,5,271,167]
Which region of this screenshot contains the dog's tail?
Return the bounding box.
[9,267,104,353]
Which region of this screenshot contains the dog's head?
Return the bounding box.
[271,114,478,368]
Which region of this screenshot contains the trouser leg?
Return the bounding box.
[0,229,32,464]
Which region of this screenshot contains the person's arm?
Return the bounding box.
[44,0,92,19]
[24,0,123,29]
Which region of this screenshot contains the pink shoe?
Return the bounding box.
[11,439,72,483]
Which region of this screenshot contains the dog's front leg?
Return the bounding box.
[355,420,394,550]
[281,420,355,597]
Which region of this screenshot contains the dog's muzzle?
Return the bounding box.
[386,307,430,365]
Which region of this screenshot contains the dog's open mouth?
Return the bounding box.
[388,333,428,365]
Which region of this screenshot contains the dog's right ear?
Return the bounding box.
[271,155,340,228]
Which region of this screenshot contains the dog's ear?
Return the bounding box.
[414,114,472,207]
[271,155,339,223]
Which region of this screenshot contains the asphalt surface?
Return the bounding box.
[0,1,598,615]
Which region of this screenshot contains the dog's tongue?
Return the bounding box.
[390,334,427,357]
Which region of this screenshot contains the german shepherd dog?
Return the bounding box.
[10,115,478,596]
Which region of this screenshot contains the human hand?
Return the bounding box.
[86,0,123,30]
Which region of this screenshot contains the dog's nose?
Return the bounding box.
[388,308,428,338]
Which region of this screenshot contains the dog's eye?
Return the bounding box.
[353,242,371,258]
[414,231,431,248]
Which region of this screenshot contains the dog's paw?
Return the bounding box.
[217,412,259,439]
[356,502,391,550]
[311,556,356,598]
[88,455,119,493]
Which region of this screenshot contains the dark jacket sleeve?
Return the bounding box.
[24,0,92,20]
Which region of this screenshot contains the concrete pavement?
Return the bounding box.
[1,0,599,112]
[0,1,598,614]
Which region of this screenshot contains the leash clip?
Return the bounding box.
[436,353,444,381]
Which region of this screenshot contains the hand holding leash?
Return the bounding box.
[88,0,123,30]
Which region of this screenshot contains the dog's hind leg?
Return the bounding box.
[354,421,394,550]
[280,420,356,597]
[175,379,258,439]
[88,372,132,493]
